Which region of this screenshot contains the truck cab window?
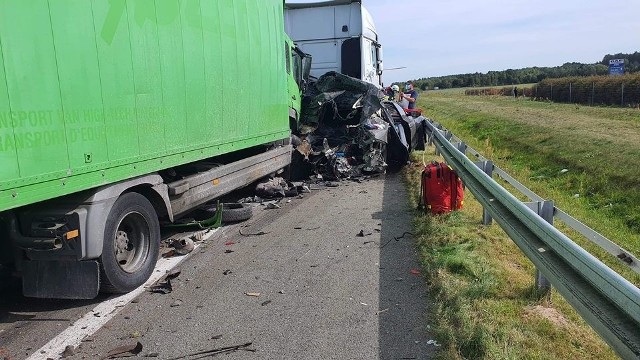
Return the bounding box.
[341,38,361,79]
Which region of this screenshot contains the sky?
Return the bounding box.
[287,0,640,85]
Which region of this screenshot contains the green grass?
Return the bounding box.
[405,90,640,359]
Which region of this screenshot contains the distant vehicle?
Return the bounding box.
[285,0,383,86]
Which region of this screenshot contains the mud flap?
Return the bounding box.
[22,260,100,299]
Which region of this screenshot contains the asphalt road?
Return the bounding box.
[0,173,436,360]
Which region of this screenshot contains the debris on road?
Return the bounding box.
[60,345,76,358]
[410,269,421,275]
[245,292,260,297]
[356,230,372,237]
[148,279,173,295]
[164,268,181,281]
[170,299,183,307]
[238,226,269,237]
[261,300,272,306]
[223,270,232,275]
[265,202,281,209]
[165,342,254,360]
[426,339,442,347]
[162,237,194,257]
[102,342,143,359]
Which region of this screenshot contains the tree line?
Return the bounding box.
[411,52,640,90]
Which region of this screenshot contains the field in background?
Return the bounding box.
[405,90,640,359]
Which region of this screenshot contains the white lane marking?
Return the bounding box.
[27,229,218,360]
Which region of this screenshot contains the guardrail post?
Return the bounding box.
[455,142,467,155]
[525,200,554,294]
[474,160,494,225]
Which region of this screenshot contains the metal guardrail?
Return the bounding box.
[424,120,640,359]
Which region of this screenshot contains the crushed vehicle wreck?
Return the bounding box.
[290,71,427,180]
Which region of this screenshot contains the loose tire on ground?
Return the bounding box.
[221,203,253,222]
[99,192,160,294]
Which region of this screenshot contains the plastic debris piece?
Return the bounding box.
[224,250,234,254]
[261,300,272,306]
[245,292,261,297]
[149,279,173,294]
[224,241,235,246]
[223,269,232,275]
[168,237,194,255]
[60,345,76,358]
[164,268,181,281]
[103,342,143,359]
[426,340,441,347]
[410,269,421,275]
[356,230,365,237]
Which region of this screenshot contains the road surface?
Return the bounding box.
[0,173,436,359]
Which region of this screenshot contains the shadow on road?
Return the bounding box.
[375,172,436,359]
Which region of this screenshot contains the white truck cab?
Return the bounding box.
[285,0,383,87]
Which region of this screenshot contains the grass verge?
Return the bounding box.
[405,91,640,359]
[405,153,617,359]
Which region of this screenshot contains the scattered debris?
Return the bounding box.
[149,279,173,294]
[265,202,281,210]
[245,292,260,297]
[167,238,195,255]
[394,232,414,240]
[223,270,232,275]
[143,353,159,358]
[211,335,223,340]
[60,345,76,358]
[426,339,442,347]
[102,342,143,359]
[170,299,183,307]
[238,227,269,237]
[261,300,272,306]
[164,268,182,281]
[224,241,235,246]
[224,250,234,254]
[410,269,421,275]
[376,308,389,315]
[165,342,254,360]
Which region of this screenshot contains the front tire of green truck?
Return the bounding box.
[99,192,160,294]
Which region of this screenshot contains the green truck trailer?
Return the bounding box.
[0,0,309,299]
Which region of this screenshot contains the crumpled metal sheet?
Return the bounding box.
[292,72,393,181]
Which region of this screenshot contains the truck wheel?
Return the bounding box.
[100,192,160,294]
[221,203,253,222]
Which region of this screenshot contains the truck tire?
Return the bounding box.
[221,203,253,222]
[99,192,160,294]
